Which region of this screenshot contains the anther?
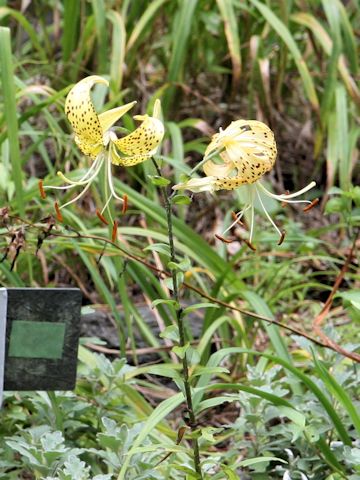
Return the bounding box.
[96,210,109,225]
[112,220,118,242]
[281,190,290,208]
[38,180,46,199]
[231,211,244,225]
[54,202,63,222]
[215,233,236,244]
[303,198,319,212]
[244,239,256,251]
[122,194,128,215]
[278,230,286,245]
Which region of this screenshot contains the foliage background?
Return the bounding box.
[0,1,359,479]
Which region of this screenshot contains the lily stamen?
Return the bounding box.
[244,239,257,251]
[249,189,255,244]
[278,230,286,246]
[215,233,236,243]
[122,194,128,214]
[107,147,124,204]
[54,202,63,222]
[100,194,113,216]
[38,180,46,199]
[222,205,250,235]
[255,185,283,239]
[96,209,109,225]
[59,177,94,210]
[231,211,244,225]
[303,198,320,212]
[112,220,118,242]
[258,181,316,201]
[56,155,102,186]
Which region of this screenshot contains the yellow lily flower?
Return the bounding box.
[44,75,164,219]
[174,120,317,247]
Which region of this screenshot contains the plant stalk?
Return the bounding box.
[153,159,203,478]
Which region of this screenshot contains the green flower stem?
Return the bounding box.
[152,159,203,478]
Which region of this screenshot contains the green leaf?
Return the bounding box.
[172,194,192,205]
[325,197,345,214]
[152,299,179,309]
[237,456,287,467]
[187,345,201,365]
[168,258,191,272]
[172,342,190,359]
[163,272,184,290]
[337,290,360,312]
[191,366,229,378]
[143,243,171,257]
[278,406,306,428]
[147,175,171,186]
[222,466,238,480]
[159,324,179,342]
[182,303,219,316]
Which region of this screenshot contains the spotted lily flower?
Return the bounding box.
[44,75,164,220]
[173,120,317,247]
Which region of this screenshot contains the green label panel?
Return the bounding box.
[8,321,66,359]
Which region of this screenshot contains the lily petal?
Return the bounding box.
[98,101,136,133]
[203,159,235,178]
[65,75,108,158]
[110,145,151,167]
[112,103,164,166]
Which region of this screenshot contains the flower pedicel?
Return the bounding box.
[173,120,318,248]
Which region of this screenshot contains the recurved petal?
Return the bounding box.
[113,114,164,159]
[204,132,220,157]
[98,101,136,133]
[203,159,235,178]
[110,145,149,167]
[65,75,107,150]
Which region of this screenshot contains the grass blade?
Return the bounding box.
[313,354,360,436]
[126,0,168,53]
[250,0,319,113]
[75,243,126,355]
[107,10,126,96]
[163,0,198,111]
[91,0,108,73]
[62,0,80,63]
[291,12,360,107]
[336,84,351,191]
[0,27,25,216]
[216,0,241,92]
[0,7,46,60]
[117,392,184,479]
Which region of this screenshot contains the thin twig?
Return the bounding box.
[312,229,360,363]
